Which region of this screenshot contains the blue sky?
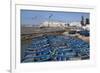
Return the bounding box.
[21,9,89,26]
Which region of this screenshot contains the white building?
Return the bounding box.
[70,22,82,27]
[82,24,90,31]
[39,21,67,27]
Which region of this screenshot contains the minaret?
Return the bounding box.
[81,16,85,26]
[85,18,90,25]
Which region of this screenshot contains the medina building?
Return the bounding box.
[39,21,68,28]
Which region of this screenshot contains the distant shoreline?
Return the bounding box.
[21,27,89,43]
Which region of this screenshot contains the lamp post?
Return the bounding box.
[48,14,53,27]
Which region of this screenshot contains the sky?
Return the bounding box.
[21,9,90,26]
